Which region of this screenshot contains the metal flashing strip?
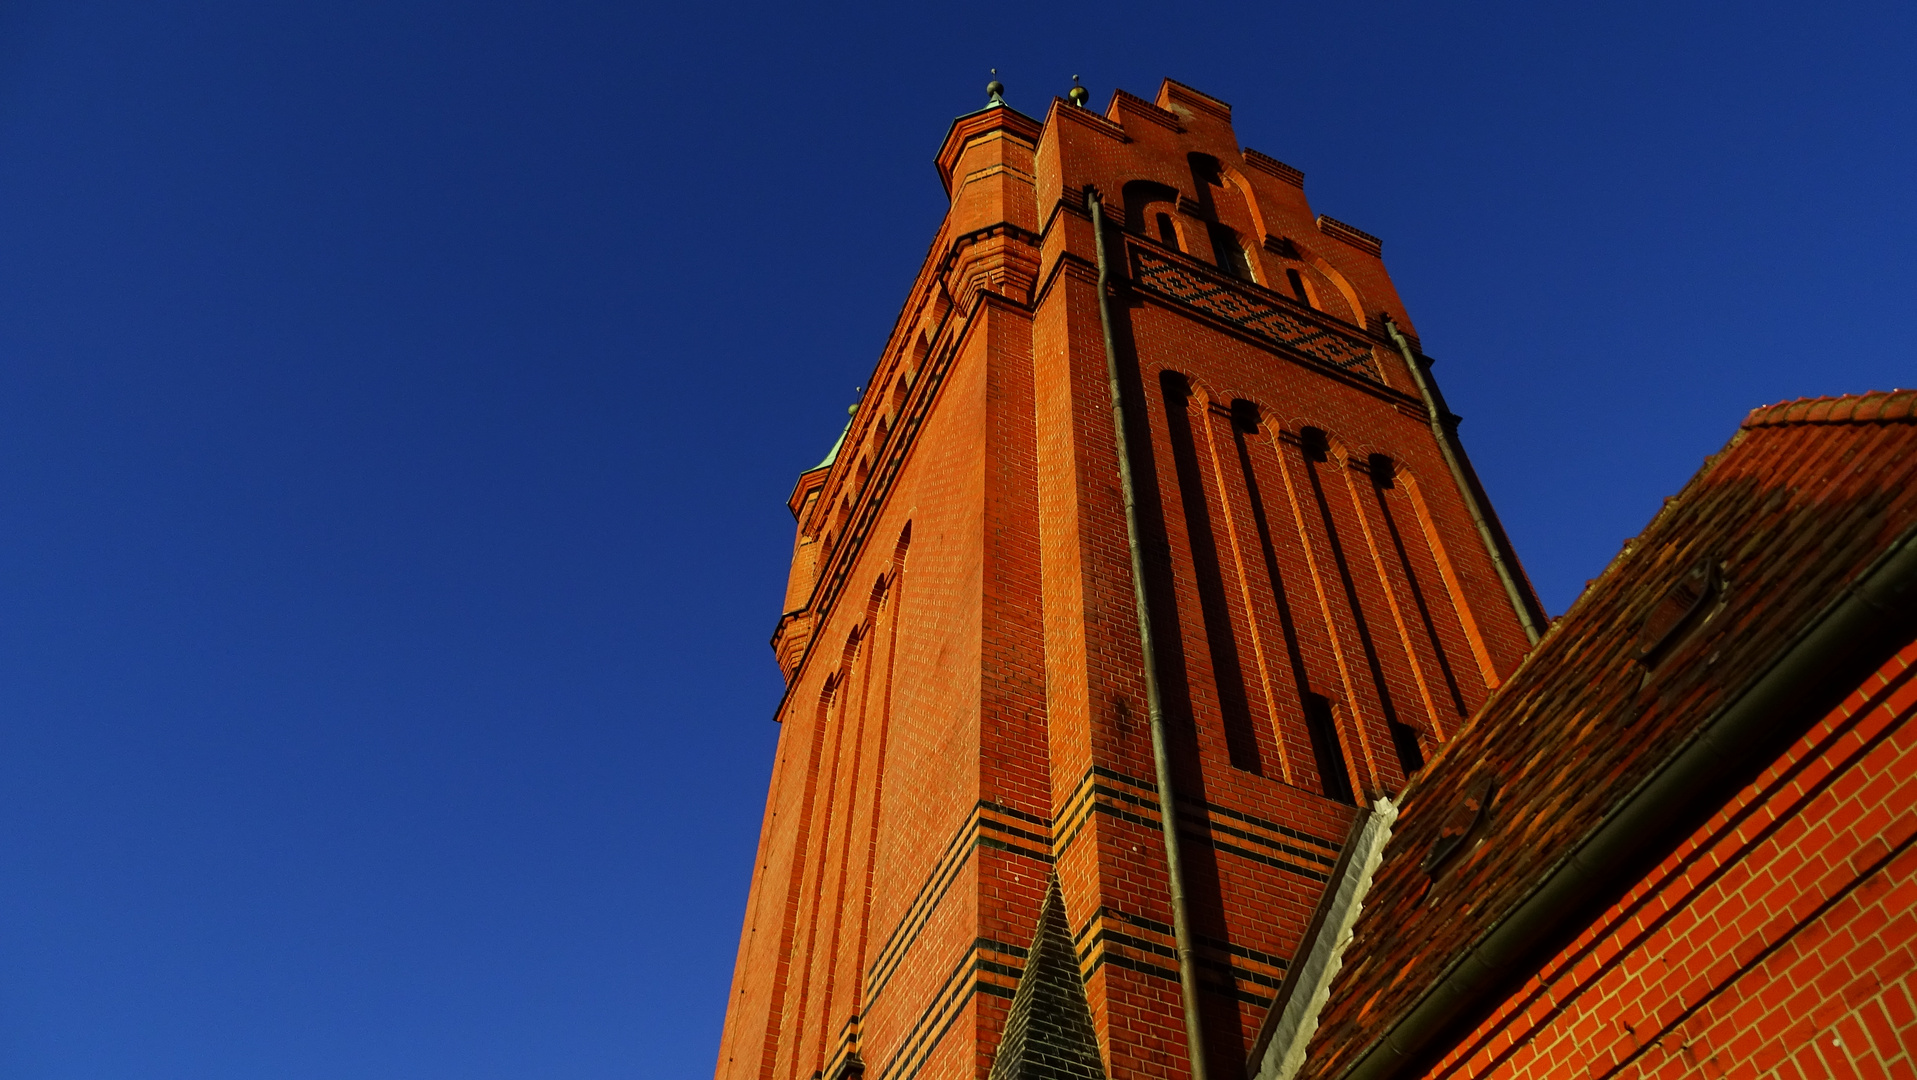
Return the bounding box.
[1332,523,1917,1080]
[1254,798,1399,1080]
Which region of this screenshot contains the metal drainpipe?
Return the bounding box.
[1087,188,1211,1080]
[1382,316,1543,644]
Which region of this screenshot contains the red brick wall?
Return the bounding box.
[717,78,1535,1080]
[1421,636,1917,1080]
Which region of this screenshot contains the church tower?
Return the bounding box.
[715,78,1543,1080]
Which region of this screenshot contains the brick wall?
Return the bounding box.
[717,78,1534,1080]
[1422,637,1917,1080]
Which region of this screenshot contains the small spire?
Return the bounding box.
[986,68,1006,108]
[1068,74,1089,108]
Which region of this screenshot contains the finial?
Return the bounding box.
[986,68,1006,108]
[1068,74,1089,108]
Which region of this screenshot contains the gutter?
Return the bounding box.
[1332,523,1917,1080]
[1382,317,1544,644]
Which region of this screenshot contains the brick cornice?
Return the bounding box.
[1244,148,1306,188]
[1316,214,1384,257]
[1043,96,1129,143]
[1106,88,1183,133]
[1159,77,1233,122]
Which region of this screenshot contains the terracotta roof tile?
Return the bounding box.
[1298,392,1917,1080]
[1744,388,1915,428]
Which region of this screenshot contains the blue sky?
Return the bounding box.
[0,1,1909,1076]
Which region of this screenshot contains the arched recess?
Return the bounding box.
[846,520,911,1021]
[835,624,866,694]
[1393,467,1501,693]
[1159,370,1270,776]
[1218,164,1272,241]
[1187,154,1266,283]
[759,653,848,1080]
[1302,254,1364,325]
[1173,377,1309,786]
[1320,441,1445,774]
[1122,179,1185,252]
[910,329,930,377]
[1357,456,1475,732]
[891,521,912,564]
[787,614,876,1075]
[1287,422,1389,795]
[1316,430,1438,778]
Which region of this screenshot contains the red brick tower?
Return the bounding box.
[716,78,1541,1080]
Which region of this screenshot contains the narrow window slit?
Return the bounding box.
[1304,693,1355,804]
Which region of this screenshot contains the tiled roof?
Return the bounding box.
[1744,388,1916,428]
[1299,390,1917,1080]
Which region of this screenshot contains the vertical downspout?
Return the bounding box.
[1382,316,1543,645]
[1087,188,1211,1080]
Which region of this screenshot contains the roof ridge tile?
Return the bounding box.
[1743,390,1917,429]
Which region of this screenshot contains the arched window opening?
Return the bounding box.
[1154,212,1180,251]
[1286,268,1313,308]
[856,455,871,492]
[1122,179,1183,250]
[1209,223,1254,282]
[1189,152,1266,275]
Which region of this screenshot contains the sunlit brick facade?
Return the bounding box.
[712,77,1917,1080]
[715,78,1537,1080]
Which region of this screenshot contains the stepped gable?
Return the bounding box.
[988,878,1107,1080]
[1298,390,1917,1079]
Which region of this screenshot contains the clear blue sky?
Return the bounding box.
[0,1,1908,1076]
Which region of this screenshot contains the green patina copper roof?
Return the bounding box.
[812,399,858,471]
[812,420,851,471]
